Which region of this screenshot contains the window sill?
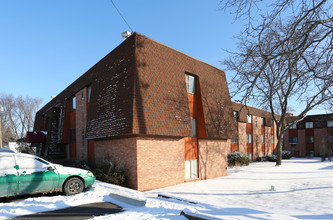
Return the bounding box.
[184,178,200,183]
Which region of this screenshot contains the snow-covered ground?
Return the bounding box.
[1,157,333,219]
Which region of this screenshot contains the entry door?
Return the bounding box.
[0,155,18,197]
[15,156,59,195]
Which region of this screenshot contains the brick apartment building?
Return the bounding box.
[33,33,238,191]
[283,114,333,157]
[231,102,278,160]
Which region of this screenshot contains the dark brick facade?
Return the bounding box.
[35,33,237,147]
[284,113,333,157]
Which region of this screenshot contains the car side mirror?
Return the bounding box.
[48,166,55,171]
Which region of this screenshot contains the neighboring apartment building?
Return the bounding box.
[231,102,278,160]
[33,33,237,191]
[283,114,333,157]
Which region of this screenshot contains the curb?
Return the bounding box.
[109,193,146,207]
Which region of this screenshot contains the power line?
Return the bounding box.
[110,0,134,33]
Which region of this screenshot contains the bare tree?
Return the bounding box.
[220,0,333,165]
[0,93,42,146]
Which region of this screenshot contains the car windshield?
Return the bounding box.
[35,157,50,165]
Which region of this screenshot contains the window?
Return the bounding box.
[305,122,313,129]
[70,96,76,111]
[306,136,314,143]
[233,111,239,121]
[289,123,297,129]
[87,86,92,103]
[261,117,265,126]
[271,135,274,143]
[191,118,197,137]
[327,120,333,128]
[185,159,198,180]
[329,135,333,143]
[247,153,253,160]
[16,156,49,170]
[185,74,196,94]
[247,114,252,123]
[289,137,298,144]
[70,128,76,143]
[261,135,265,143]
[0,156,16,170]
[231,138,238,143]
[246,134,252,143]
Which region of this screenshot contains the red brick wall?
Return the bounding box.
[198,139,228,180]
[265,127,272,154]
[136,137,184,191]
[94,137,138,189]
[238,122,247,154]
[94,136,230,191]
[252,115,261,159]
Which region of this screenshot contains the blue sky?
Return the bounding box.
[0,1,328,114]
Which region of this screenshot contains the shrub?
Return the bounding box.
[93,159,127,187]
[282,150,292,159]
[228,151,250,167]
[263,154,277,162]
[62,160,91,170]
[62,158,127,187]
[255,157,263,162]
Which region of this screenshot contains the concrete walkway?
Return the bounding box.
[13,202,122,220]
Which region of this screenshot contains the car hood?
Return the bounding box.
[53,164,91,175]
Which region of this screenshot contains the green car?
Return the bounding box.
[0,151,95,198]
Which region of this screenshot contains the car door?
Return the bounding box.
[0,154,19,197]
[15,155,59,195]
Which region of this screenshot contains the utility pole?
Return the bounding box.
[0,106,3,148]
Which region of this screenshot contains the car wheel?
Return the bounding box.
[63,177,84,196]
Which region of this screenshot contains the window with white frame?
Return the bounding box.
[327,120,333,128]
[191,118,197,137]
[305,122,313,129]
[289,136,298,144]
[185,159,198,180]
[70,96,76,111]
[247,153,253,160]
[261,135,265,143]
[246,134,252,143]
[87,85,92,103]
[306,136,314,143]
[233,111,239,121]
[247,114,252,123]
[289,123,297,129]
[271,135,274,143]
[329,135,333,143]
[185,74,196,94]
